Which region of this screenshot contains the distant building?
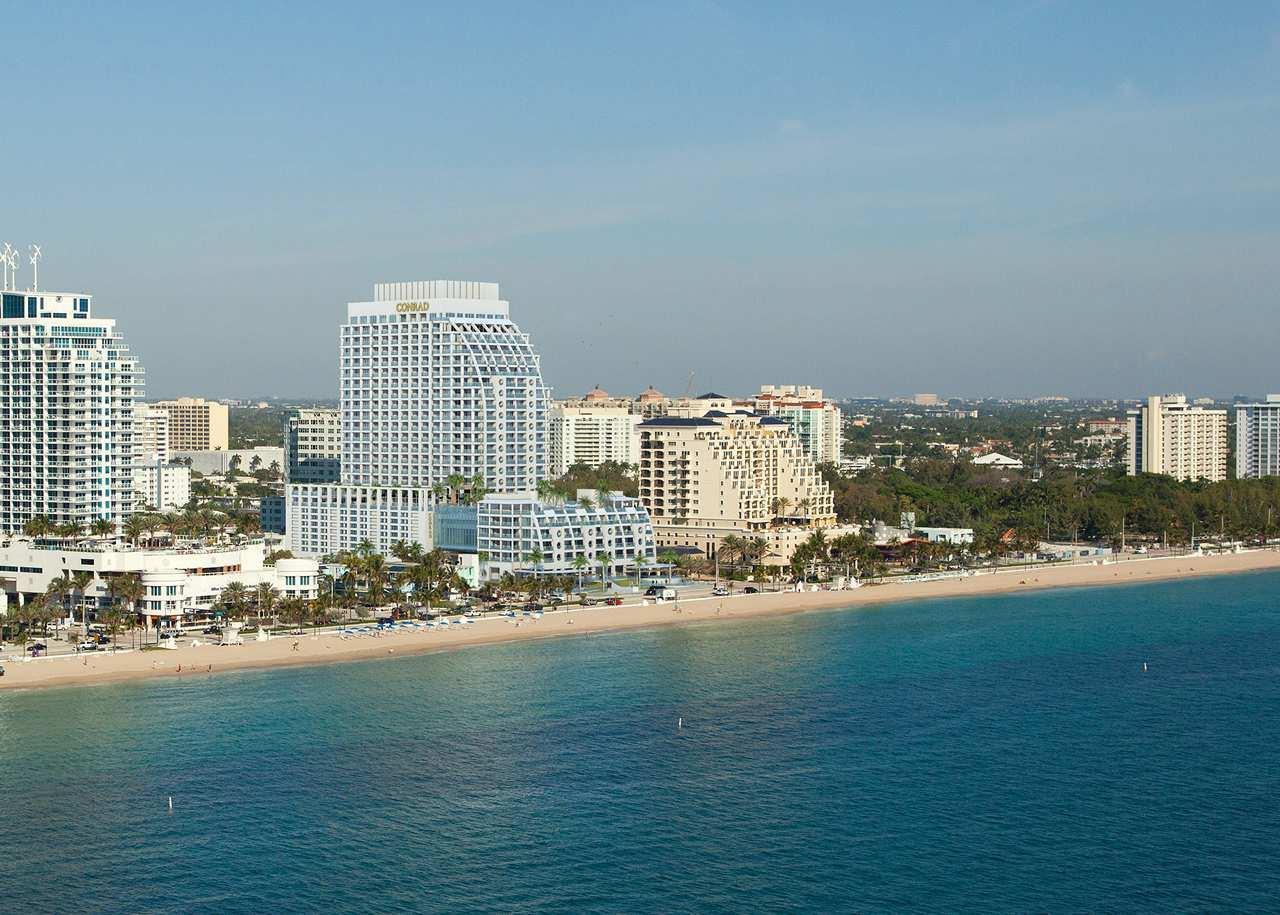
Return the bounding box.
[751,385,842,464]
[913,526,975,546]
[174,447,284,476]
[475,490,656,580]
[1235,396,1280,478]
[1127,394,1227,482]
[134,404,171,463]
[1085,418,1127,436]
[972,452,1023,469]
[134,460,191,511]
[152,397,229,451]
[912,393,942,406]
[283,407,341,484]
[547,390,641,475]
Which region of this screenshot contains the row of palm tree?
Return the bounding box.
[21,505,262,547]
[431,473,489,506]
[22,516,115,539]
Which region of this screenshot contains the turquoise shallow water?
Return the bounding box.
[2,571,1279,913]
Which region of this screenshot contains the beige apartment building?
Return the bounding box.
[1127,394,1227,482]
[153,397,230,451]
[638,402,836,565]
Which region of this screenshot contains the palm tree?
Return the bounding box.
[595,551,613,590]
[107,574,146,638]
[123,514,148,546]
[572,555,589,592]
[658,549,679,583]
[23,515,52,538]
[44,576,74,626]
[446,473,466,504]
[69,570,95,629]
[255,583,280,626]
[90,518,114,538]
[364,553,388,607]
[719,534,747,572]
[219,581,251,622]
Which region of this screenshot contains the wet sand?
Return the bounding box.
[3,549,1278,691]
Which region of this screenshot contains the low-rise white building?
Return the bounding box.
[476,490,656,581]
[913,526,975,546]
[173,447,285,476]
[972,452,1024,469]
[133,460,192,511]
[0,537,318,623]
[286,483,433,558]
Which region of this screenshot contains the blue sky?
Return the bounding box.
[6,1,1280,399]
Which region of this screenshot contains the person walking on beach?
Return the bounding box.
[292,640,300,652]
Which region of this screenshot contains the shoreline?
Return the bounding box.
[3,549,1279,693]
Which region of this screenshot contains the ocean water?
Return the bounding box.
[2,572,1279,914]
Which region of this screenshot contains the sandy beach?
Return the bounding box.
[3,549,1278,692]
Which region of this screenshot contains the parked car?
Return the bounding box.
[643,585,663,597]
[95,634,110,645]
[202,626,223,636]
[743,586,759,594]
[711,587,729,597]
[28,642,47,654]
[77,640,98,651]
[604,596,623,606]
[579,596,598,607]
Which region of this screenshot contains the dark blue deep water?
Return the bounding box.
[2,572,1279,913]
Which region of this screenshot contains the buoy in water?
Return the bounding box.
[678,717,683,729]
[1143,662,1148,672]
[168,796,173,812]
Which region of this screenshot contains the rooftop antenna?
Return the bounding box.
[28,244,41,292]
[0,243,10,291]
[4,244,19,292]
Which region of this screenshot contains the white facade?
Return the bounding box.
[972,452,1024,468]
[286,483,432,558]
[0,289,141,533]
[284,407,341,483]
[1235,396,1280,479]
[174,447,284,476]
[547,400,641,475]
[134,460,191,511]
[0,537,317,620]
[476,490,656,580]
[752,385,843,464]
[914,526,975,545]
[1127,394,1228,482]
[134,404,170,462]
[340,281,548,492]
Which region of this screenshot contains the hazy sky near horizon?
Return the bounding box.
[5,2,1280,400]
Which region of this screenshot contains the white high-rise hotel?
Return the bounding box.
[288,281,550,556]
[0,287,141,532]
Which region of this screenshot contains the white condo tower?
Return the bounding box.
[340,281,548,491]
[288,281,550,557]
[0,288,141,532]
